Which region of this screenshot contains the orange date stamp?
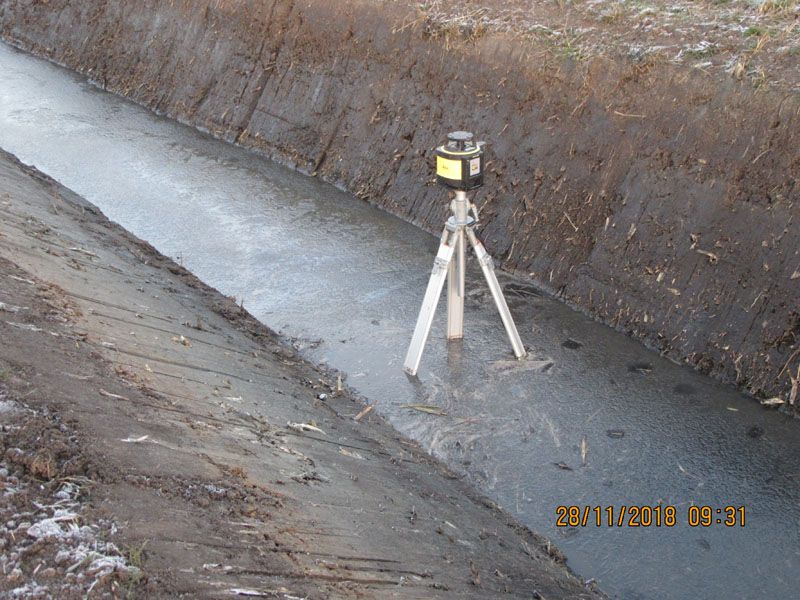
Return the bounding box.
[555,505,745,528]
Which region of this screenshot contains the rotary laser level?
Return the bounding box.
[403,132,527,376]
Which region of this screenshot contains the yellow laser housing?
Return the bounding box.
[435,131,484,190]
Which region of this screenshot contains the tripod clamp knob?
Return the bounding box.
[469,202,480,225]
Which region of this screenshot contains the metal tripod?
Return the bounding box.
[403,190,527,376]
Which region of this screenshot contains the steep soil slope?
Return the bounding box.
[1,0,798,404]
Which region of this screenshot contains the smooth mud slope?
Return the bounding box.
[0,148,603,598]
[1,0,798,405]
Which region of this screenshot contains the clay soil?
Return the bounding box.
[0,149,604,598]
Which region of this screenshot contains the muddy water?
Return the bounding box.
[1,43,798,600]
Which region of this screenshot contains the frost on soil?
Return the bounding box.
[414,0,800,89]
[1,396,141,598]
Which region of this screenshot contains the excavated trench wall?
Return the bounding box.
[1,0,798,402]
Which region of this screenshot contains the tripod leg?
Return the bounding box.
[466,228,527,359]
[404,228,457,376]
[446,226,465,339]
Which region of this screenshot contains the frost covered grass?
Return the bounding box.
[1,397,141,598]
[413,0,800,88]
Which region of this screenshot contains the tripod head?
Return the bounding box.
[435,131,484,191]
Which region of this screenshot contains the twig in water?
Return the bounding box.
[401,404,447,416]
[354,405,373,422]
[580,436,588,467]
[613,110,646,119]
